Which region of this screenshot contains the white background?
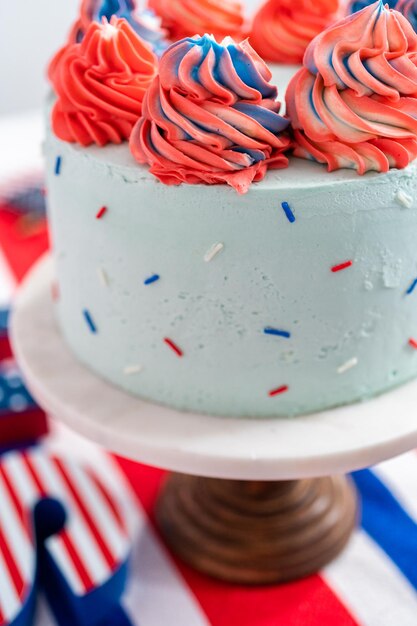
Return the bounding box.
[0,0,260,116]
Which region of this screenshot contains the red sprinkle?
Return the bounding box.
[164,337,183,357]
[268,385,289,397]
[96,206,107,219]
[331,260,353,273]
[51,282,60,302]
[409,338,417,350]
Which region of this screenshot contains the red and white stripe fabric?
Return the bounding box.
[0,448,131,626]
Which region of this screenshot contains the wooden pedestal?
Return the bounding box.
[157,474,358,585]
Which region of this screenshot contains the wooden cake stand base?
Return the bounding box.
[157,474,357,584]
[12,255,417,585]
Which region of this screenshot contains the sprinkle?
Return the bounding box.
[395,189,413,209]
[96,206,107,219]
[264,327,291,339]
[144,274,160,285]
[406,278,417,295]
[331,260,353,273]
[123,365,143,376]
[83,309,97,334]
[164,337,183,357]
[337,357,358,375]
[97,267,109,287]
[268,385,289,397]
[54,156,62,176]
[51,282,60,302]
[409,338,417,350]
[281,201,295,223]
[204,242,224,263]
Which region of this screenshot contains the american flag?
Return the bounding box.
[0,448,132,626]
[0,116,416,626]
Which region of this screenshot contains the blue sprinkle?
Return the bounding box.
[83,310,97,334]
[264,327,291,339]
[281,201,295,223]
[406,278,417,295]
[55,156,62,176]
[144,274,160,285]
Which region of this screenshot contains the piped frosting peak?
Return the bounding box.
[50,18,158,147]
[70,0,168,54]
[130,35,290,194]
[250,0,340,65]
[286,1,417,174]
[148,0,245,42]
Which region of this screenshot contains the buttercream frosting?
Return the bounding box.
[49,18,157,147]
[286,1,417,174]
[396,0,417,30]
[250,0,340,65]
[130,35,290,194]
[70,0,169,54]
[148,0,245,41]
[347,0,397,15]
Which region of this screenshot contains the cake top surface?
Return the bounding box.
[46,116,417,193]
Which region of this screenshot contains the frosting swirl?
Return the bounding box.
[50,18,158,147]
[250,0,340,64]
[347,0,397,15]
[286,1,417,174]
[396,0,417,30]
[130,35,290,193]
[69,0,168,54]
[148,0,245,41]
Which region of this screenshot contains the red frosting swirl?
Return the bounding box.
[148,0,245,41]
[130,35,290,194]
[286,1,417,174]
[49,18,157,147]
[250,0,340,64]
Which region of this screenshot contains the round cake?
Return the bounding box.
[44,1,417,418]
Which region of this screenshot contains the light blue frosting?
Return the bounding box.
[45,133,417,417]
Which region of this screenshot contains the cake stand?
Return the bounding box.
[11,254,417,585]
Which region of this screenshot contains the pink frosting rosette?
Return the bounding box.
[130,35,291,193]
[286,1,417,174]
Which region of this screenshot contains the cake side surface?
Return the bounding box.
[44,126,417,417]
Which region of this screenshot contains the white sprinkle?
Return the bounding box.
[395,189,413,209]
[97,267,109,287]
[204,242,224,263]
[337,357,358,375]
[123,365,143,376]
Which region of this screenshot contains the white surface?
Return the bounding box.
[0,1,79,115]
[11,254,417,480]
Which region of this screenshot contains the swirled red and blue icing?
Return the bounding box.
[286,1,417,174]
[71,0,168,54]
[130,35,291,194]
[347,0,397,14]
[396,0,417,31]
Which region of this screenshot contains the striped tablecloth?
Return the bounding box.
[0,111,416,626]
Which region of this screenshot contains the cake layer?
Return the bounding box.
[45,128,417,417]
